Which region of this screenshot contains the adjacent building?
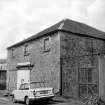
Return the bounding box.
[7,19,105,100]
[0,59,7,90]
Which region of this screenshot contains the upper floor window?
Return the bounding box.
[24,44,30,56]
[43,37,50,52]
[11,48,15,58]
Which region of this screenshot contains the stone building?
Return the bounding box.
[0,59,7,90]
[7,19,105,99]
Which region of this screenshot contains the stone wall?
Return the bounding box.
[7,30,105,98]
[30,32,60,93]
[60,31,105,98]
[7,32,60,92]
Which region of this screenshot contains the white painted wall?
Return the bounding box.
[17,70,30,89]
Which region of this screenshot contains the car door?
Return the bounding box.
[20,84,26,101]
[23,83,29,98]
[15,84,25,101]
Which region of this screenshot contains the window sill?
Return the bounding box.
[24,53,30,56]
[43,49,50,53]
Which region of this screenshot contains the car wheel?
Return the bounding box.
[25,97,30,105]
[45,98,52,103]
[12,95,16,103]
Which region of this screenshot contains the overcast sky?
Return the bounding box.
[0,0,105,59]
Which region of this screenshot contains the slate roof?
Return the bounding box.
[7,18,105,49]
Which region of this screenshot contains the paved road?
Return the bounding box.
[0,100,67,105]
[0,99,51,105]
[0,96,83,105]
[0,96,71,105]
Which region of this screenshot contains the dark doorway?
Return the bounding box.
[0,70,6,90]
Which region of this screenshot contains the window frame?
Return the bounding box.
[79,68,93,84]
[24,44,30,56]
[11,48,15,58]
[43,37,50,52]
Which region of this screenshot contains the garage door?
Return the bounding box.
[17,70,30,89]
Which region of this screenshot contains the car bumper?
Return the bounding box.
[29,94,54,101]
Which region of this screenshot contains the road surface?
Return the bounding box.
[0,96,84,105]
[0,96,72,105]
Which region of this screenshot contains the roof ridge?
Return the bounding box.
[58,21,65,29]
[58,18,69,29]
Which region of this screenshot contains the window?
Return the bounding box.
[43,37,50,51]
[19,84,25,90]
[24,83,29,90]
[79,68,92,83]
[85,38,93,53]
[30,82,46,89]
[24,44,30,56]
[11,48,15,58]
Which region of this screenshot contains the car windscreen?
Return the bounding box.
[30,82,46,89]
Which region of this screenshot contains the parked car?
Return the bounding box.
[12,81,54,105]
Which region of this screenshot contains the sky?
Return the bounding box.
[0,0,105,59]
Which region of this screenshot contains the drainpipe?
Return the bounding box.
[60,57,62,96]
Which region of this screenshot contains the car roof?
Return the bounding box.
[30,81,45,83]
[21,81,45,85]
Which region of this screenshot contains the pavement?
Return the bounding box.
[0,90,10,97]
[0,95,83,105]
[52,96,83,105]
[0,90,83,105]
[0,90,11,103]
[0,97,10,104]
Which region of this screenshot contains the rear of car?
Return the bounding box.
[29,82,54,100]
[29,88,54,100]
